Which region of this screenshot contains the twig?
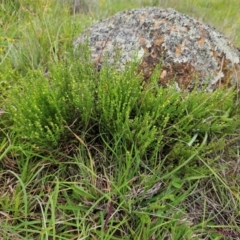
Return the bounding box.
[104,201,114,232]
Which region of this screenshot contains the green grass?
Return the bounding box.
[1,0,240,239]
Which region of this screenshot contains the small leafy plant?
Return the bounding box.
[4,51,239,159]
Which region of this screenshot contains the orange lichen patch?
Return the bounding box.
[169,25,187,33]
[213,53,240,88]
[137,35,197,90]
[174,62,196,89]
[153,36,165,46]
[170,25,178,31]
[138,56,159,79]
[159,62,196,89]
[140,13,147,21]
[137,38,165,79]
[198,37,205,46]
[198,24,204,32]
[153,20,162,29]
[138,54,197,90]
[211,50,218,59]
[175,44,183,57]
[150,51,158,58]
[138,36,148,48]
[139,35,164,57]
[160,70,167,79]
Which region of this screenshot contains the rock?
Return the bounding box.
[74,7,240,91]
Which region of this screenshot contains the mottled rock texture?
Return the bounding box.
[74,7,240,91]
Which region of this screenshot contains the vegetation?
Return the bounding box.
[0,0,240,239]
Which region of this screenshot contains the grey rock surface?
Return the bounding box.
[74,7,240,91]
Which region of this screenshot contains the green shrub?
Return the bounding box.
[5,69,66,147]
[3,53,239,160]
[3,53,95,148]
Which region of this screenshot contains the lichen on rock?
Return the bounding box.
[74,7,240,91]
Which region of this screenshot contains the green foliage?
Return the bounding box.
[4,51,239,159]
[3,54,96,147]
[1,1,240,239]
[0,0,87,72]
[5,69,65,146]
[96,64,238,163]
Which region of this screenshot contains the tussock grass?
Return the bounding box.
[0,0,240,239]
